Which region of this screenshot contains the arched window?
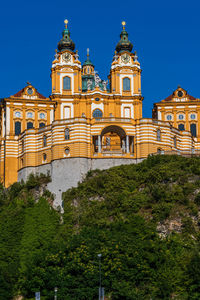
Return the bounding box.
[157,129,161,141]
[27,122,33,129]
[63,76,71,90]
[65,128,70,140]
[39,122,45,128]
[64,147,70,155]
[22,140,24,152]
[43,153,47,162]
[15,121,21,136]
[178,124,185,131]
[173,136,177,148]
[93,109,103,119]
[123,77,130,91]
[43,135,47,147]
[190,123,197,137]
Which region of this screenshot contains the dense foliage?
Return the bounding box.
[1,155,200,299]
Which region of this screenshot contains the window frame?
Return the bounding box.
[190,123,197,137]
[157,129,161,141]
[15,121,21,136]
[123,77,131,92]
[166,114,172,121]
[63,76,71,91]
[178,123,185,131]
[178,114,184,120]
[64,147,70,156]
[39,122,45,128]
[43,135,47,147]
[64,128,70,140]
[173,136,177,148]
[43,153,47,162]
[27,122,33,130]
[92,109,103,119]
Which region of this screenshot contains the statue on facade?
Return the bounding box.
[113,50,118,62]
[74,50,79,61]
[134,51,138,62]
[122,139,126,152]
[54,49,59,60]
[94,71,102,87]
[102,80,108,91]
[87,79,93,90]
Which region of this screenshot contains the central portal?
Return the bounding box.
[101,125,126,153]
[93,125,134,154]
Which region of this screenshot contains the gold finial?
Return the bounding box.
[64,19,68,28]
[122,21,126,30]
[87,48,90,57]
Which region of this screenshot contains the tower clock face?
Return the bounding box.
[62,52,71,62]
[121,53,130,64]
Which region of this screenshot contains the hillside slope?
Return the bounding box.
[1,155,200,299]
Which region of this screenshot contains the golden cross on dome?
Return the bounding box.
[64,19,68,28]
[122,21,126,30]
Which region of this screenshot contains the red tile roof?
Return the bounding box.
[13,86,47,99]
[164,92,196,101]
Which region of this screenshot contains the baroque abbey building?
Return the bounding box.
[1,20,200,205]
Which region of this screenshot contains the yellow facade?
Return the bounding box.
[153,86,200,144]
[0,21,198,188]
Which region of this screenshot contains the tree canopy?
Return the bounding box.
[1,155,200,299]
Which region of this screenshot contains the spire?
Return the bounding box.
[82,48,94,67]
[57,19,75,52]
[115,21,133,53]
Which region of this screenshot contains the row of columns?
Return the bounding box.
[97,135,130,153]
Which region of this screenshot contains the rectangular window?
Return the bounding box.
[63,76,71,90]
[124,107,130,118]
[64,106,71,119]
[123,77,130,91]
[190,124,197,137]
[27,122,33,129]
[15,121,21,136]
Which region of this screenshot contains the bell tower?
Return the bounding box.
[51,20,82,120]
[82,49,95,92]
[109,21,143,119]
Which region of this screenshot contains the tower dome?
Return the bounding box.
[82,48,94,67]
[115,21,133,53]
[57,20,75,52]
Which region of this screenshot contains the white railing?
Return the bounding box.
[94,117,131,123]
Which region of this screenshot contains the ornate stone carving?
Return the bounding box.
[134,51,138,62]
[113,51,118,62]
[54,49,59,60]
[87,79,93,90]
[94,71,102,87]
[74,50,79,61]
[102,80,108,91]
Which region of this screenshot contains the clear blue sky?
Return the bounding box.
[1,0,200,117]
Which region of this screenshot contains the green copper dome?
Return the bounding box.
[115,21,133,53]
[82,49,94,67]
[57,20,75,52]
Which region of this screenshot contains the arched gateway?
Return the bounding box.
[93,125,134,154]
